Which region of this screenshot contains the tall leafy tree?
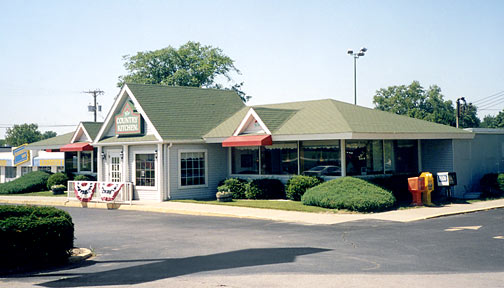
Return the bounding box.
[5,124,56,147]
[481,112,504,128]
[373,81,480,128]
[118,41,249,101]
[42,131,57,139]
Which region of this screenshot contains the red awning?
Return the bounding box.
[60,142,94,152]
[222,135,273,147]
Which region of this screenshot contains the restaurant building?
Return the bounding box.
[6,83,504,200]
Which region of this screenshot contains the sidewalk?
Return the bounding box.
[1,195,503,225]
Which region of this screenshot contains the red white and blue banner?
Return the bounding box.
[74,181,96,202]
[99,183,124,201]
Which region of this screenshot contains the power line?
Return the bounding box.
[477,97,504,110]
[472,90,504,104]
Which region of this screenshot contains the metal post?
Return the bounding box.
[354,56,357,105]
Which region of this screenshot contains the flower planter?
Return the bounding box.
[51,188,66,195]
[216,191,233,202]
[217,195,233,202]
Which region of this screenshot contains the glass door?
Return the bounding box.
[108,152,122,182]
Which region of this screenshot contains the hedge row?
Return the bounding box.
[0,205,74,272]
[302,177,396,212]
[0,171,51,194]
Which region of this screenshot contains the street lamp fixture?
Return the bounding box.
[347,47,368,105]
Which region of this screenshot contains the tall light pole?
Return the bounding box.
[347,47,368,105]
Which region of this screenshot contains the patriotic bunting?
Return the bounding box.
[100,183,124,201]
[74,181,96,202]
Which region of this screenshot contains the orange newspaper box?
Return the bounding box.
[408,176,425,206]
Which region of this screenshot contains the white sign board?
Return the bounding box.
[437,172,450,186]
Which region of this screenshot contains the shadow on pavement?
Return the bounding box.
[37,247,330,287]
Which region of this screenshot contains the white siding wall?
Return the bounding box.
[169,143,228,200]
[129,145,158,201]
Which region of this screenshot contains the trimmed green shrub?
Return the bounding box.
[480,173,501,196]
[0,171,50,194]
[0,205,74,272]
[302,177,396,212]
[47,173,68,190]
[286,175,323,201]
[497,174,504,192]
[219,178,248,199]
[245,179,285,199]
[73,174,89,181]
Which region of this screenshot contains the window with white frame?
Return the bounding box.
[180,151,206,187]
[135,154,155,187]
[21,167,32,176]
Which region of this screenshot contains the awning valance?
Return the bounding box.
[60,142,93,152]
[222,135,273,147]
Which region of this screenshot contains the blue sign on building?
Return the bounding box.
[13,144,30,166]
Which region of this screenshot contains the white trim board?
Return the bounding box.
[94,84,163,144]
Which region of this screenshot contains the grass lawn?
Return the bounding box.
[174,199,350,213]
[1,191,67,197]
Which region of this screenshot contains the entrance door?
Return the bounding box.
[108,152,122,182]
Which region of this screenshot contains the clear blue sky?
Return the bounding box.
[1,0,503,138]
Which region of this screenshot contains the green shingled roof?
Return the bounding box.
[26,132,74,149]
[126,83,246,140]
[205,99,472,138]
[81,122,103,141]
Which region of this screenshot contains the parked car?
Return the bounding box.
[303,165,341,176]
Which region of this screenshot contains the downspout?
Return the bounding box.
[166,143,173,200]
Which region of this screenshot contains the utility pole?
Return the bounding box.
[456,97,466,128]
[83,90,104,122]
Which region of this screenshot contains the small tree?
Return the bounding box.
[5,124,42,146]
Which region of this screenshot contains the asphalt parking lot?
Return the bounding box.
[3,207,504,287]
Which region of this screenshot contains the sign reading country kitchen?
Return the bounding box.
[13,144,30,166]
[115,100,144,136]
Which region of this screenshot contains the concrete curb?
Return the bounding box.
[0,197,503,225]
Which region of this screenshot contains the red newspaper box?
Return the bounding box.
[408,177,425,206]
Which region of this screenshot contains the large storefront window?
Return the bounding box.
[261,143,297,175]
[5,167,16,179]
[384,140,418,174]
[180,151,206,187]
[65,152,78,174]
[231,147,259,174]
[136,154,155,187]
[301,140,341,176]
[80,151,92,172]
[346,140,383,176]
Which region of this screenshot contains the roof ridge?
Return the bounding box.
[327,99,353,131]
[125,83,238,93]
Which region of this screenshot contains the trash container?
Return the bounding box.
[420,172,434,205]
[408,176,425,206]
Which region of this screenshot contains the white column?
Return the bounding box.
[123,145,129,182]
[341,139,346,177]
[97,146,103,181]
[157,143,164,201]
